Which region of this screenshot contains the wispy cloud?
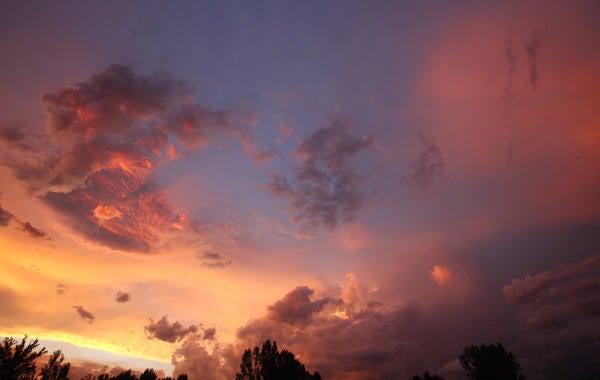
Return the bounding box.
[73,305,95,323]
[267,120,373,233]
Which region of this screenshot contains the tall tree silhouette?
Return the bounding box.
[459,343,526,380]
[140,368,158,380]
[236,340,322,380]
[0,336,47,380]
[40,350,70,380]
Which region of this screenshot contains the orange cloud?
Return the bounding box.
[430,265,453,286]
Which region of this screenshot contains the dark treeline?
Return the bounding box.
[1,335,594,379]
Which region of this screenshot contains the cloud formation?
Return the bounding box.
[406,133,443,187]
[503,255,600,329]
[237,282,425,380]
[0,65,257,253]
[0,203,47,238]
[197,252,232,269]
[430,265,453,286]
[267,120,373,233]
[73,305,95,323]
[267,285,340,326]
[144,316,198,343]
[56,283,68,295]
[115,291,130,303]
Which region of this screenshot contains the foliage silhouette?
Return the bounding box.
[235,340,322,380]
[459,343,526,380]
[0,336,48,380]
[411,371,445,380]
[140,368,158,380]
[40,350,70,380]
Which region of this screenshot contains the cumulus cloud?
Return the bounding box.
[267,285,340,326]
[0,204,13,226]
[237,285,423,380]
[73,305,95,323]
[503,255,600,329]
[267,120,373,233]
[115,291,130,303]
[172,337,236,380]
[144,316,198,343]
[0,65,259,253]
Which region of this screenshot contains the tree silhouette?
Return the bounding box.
[411,371,445,380]
[236,340,322,380]
[140,368,158,380]
[40,350,70,380]
[459,343,526,380]
[0,336,47,380]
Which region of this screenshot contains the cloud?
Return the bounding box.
[19,221,46,238]
[73,305,95,323]
[56,283,68,295]
[144,316,198,343]
[203,327,216,340]
[266,120,373,233]
[172,337,236,380]
[524,30,541,88]
[0,204,13,226]
[430,265,454,286]
[0,65,259,253]
[0,203,47,238]
[237,285,423,380]
[267,286,340,326]
[503,255,600,329]
[406,133,443,188]
[197,252,232,269]
[115,291,130,303]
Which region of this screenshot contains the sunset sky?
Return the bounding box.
[1,1,599,379]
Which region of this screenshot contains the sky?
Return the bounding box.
[1,0,599,379]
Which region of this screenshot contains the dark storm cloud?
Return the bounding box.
[73,305,95,323]
[406,133,443,187]
[144,316,198,343]
[197,252,232,269]
[267,286,340,326]
[503,255,600,330]
[115,291,130,303]
[267,120,373,232]
[0,64,259,253]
